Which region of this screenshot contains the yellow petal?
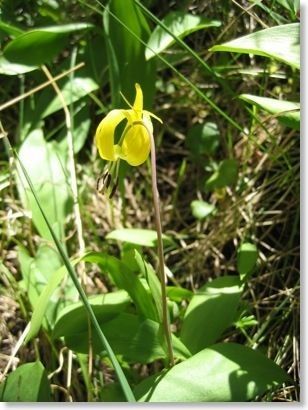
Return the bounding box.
[132,83,143,119]
[95,109,126,161]
[120,123,150,166]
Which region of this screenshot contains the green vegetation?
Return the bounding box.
[0,0,299,402]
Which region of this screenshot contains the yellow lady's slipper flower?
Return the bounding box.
[95,83,162,167]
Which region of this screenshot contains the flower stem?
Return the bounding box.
[139,122,175,367]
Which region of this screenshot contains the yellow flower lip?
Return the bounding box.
[95,83,162,167]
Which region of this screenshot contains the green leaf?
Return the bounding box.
[25,259,80,343]
[105,0,156,107]
[146,11,221,60]
[237,242,258,282]
[100,383,126,402]
[16,129,71,242]
[180,276,242,354]
[166,286,193,302]
[18,244,77,336]
[135,343,290,402]
[83,252,158,322]
[209,23,299,69]
[62,312,190,363]
[38,76,99,119]
[191,200,216,220]
[0,361,51,402]
[239,94,300,130]
[205,159,238,191]
[134,250,163,324]
[106,228,173,248]
[0,55,37,75]
[53,290,131,339]
[3,23,93,66]
[0,20,24,37]
[186,122,220,158]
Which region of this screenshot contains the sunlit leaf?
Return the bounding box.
[106,228,173,248]
[180,276,242,353]
[0,361,51,402]
[135,343,290,402]
[237,242,258,282]
[210,23,299,69]
[53,290,131,339]
[3,23,93,66]
[239,94,300,130]
[16,129,71,242]
[191,200,216,220]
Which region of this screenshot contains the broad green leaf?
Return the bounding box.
[106,228,173,248]
[25,259,80,343]
[105,0,156,107]
[0,55,37,75]
[186,122,220,158]
[3,23,93,66]
[180,276,242,354]
[135,343,290,402]
[146,12,221,60]
[53,290,131,339]
[191,200,216,220]
[83,252,158,322]
[0,361,51,402]
[205,159,238,191]
[237,242,258,282]
[239,94,300,130]
[63,312,190,363]
[18,244,77,337]
[16,129,71,242]
[209,23,299,69]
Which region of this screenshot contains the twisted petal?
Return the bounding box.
[95,109,126,161]
[120,123,150,166]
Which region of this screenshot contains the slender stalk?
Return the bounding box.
[136,122,174,367]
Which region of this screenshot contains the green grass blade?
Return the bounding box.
[11,146,135,403]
